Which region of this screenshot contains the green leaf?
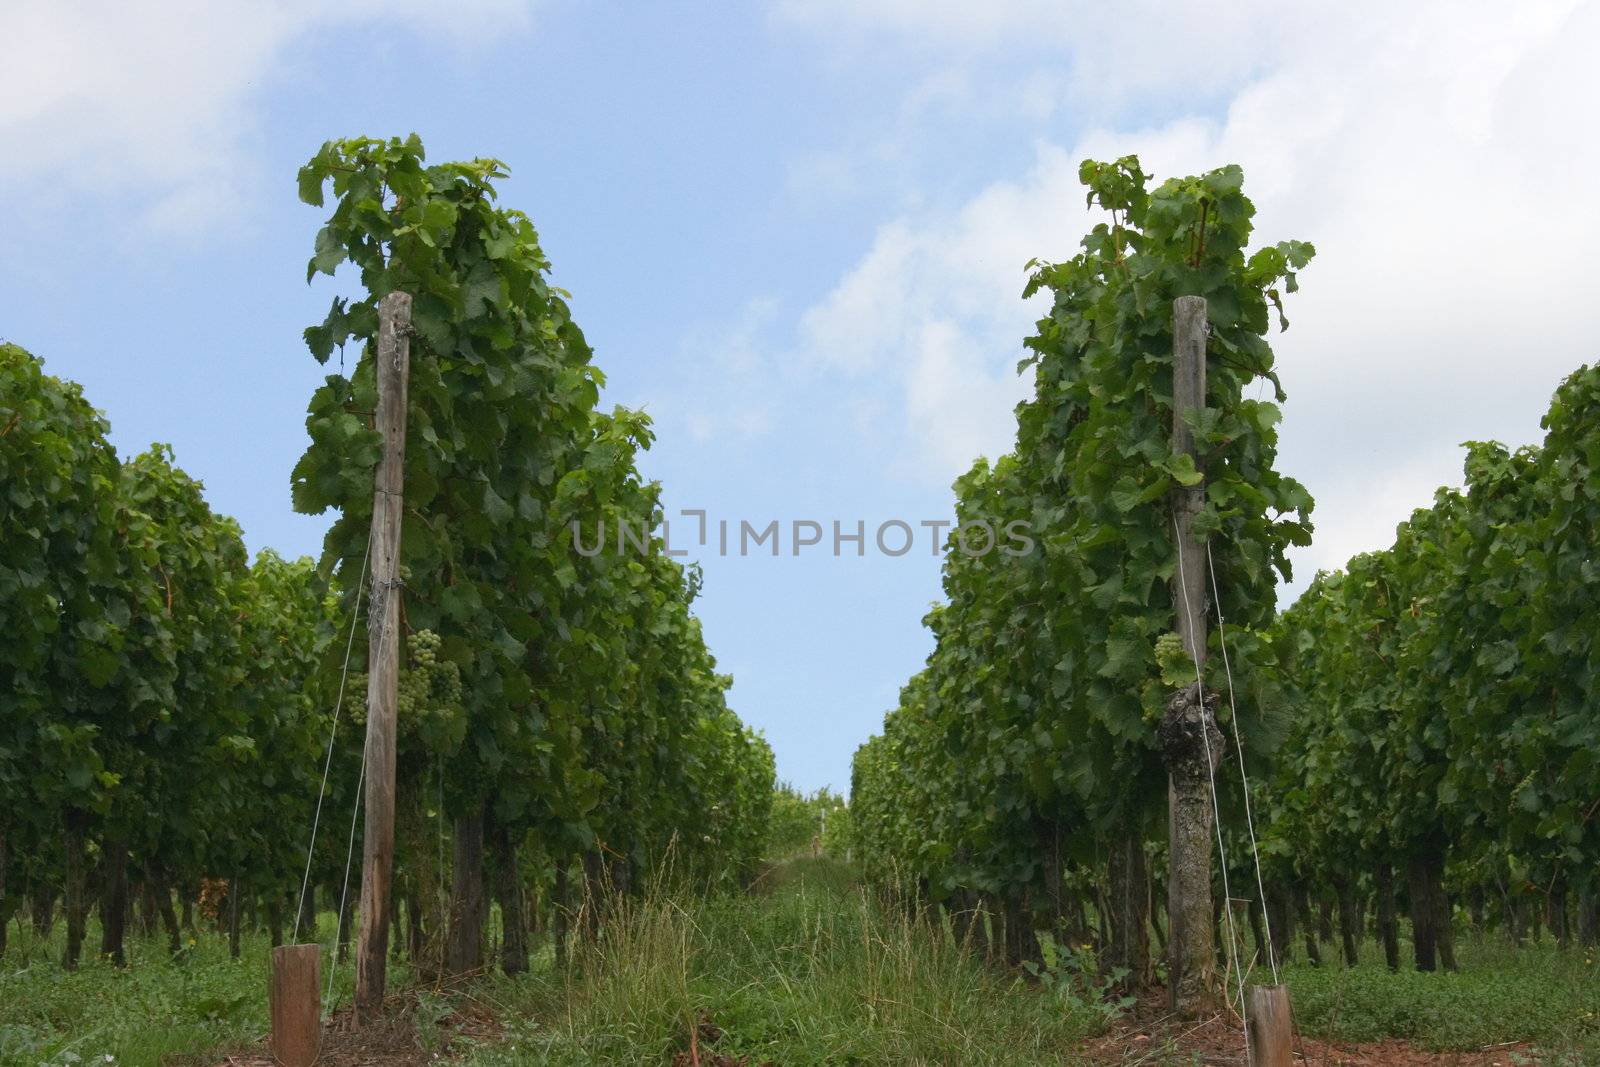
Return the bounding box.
[1162,453,1204,487]
[309,226,345,279]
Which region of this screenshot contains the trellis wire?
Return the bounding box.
[1207,540,1281,984]
[328,754,366,1007]
[295,525,374,933]
[327,556,402,1008]
[1172,515,1252,1063]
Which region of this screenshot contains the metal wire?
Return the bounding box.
[328,753,366,1008]
[1172,514,1252,1064]
[1208,540,1281,984]
[327,546,398,1010]
[295,525,374,933]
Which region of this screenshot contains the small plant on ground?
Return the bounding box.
[1023,931,1136,1026]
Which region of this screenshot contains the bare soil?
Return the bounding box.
[201,993,500,1066]
[1085,992,1536,1066]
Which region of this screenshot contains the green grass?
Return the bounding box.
[459,857,1107,1066]
[5,872,1598,1066]
[0,914,363,1067]
[1282,936,1600,1057]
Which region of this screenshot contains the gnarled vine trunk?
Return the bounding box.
[31,881,55,938]
[61,810,89,971]
[581,849,606,938]
[1107,831,1151,989]
[1149,877,1167,954]
[1299,887,1322,967]
[1407,838,1456,972]
[336,886,353,963]
[1467,884,1486,931]
[406,895,426,963]
[137,879,159,938]
[150,866,181,957]
[229,876,243,959]
[447,804,486,975]
[1579,890,1599,949]
[1247,895,1267,964]
[1374,862,1401,971]
[1549,875,1571,948]
[493,819,527,976]
[1265,881,1294,968]
[552,863,570,971]
[295,883,317,943]
[1001,890,1032,966]
[1334,874,1360,967]
[1037,820,1066,942]
[98,839,130,966]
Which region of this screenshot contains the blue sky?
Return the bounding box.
[5,0,1597,792]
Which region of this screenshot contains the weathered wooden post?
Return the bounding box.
[270,943,321,1066]
[1163,294,1224,1015]
[354,290,412,1017]
[1247,984,1294,1066]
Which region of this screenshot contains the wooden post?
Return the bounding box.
[1247,984,1294,1066]
[270,944,321,1067]
[1163,294,1223,1014]
[354,290,412,1017]
[1170,294,1208,667]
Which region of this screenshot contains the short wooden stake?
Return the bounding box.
[270,944,321,1067]
[1247,984,1294,1067]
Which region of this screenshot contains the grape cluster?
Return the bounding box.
[344,670,368,725]
[1153,632,1191,687]
[399,628,440,719]
[343,628,463,731]
[396,668,427,719]
[399,628,462,720]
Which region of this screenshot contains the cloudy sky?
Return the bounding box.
[4,0,1596,792]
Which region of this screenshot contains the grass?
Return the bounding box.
[1282,936,1600,1057]
[459,856,1108,1066]
[4,866,1598,1065]
[0,913,363,1067]
[462,861,1600,1064]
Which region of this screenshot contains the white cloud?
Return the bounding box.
[784,0,1599,585]
[0,0,533,232]
[795,144,1104,473]
[899,319,1024,478]
[656,297,783,446]
[1292,443,1466,583]
[771,0,1328,115]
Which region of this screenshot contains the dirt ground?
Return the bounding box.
[1084,992,1536,1066]
[206,995,500,1066]
[207,1000,1539,1067]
